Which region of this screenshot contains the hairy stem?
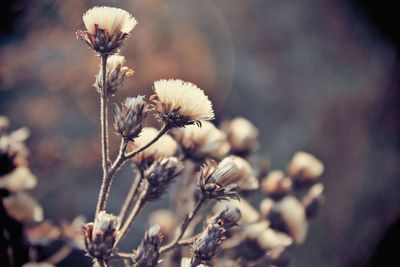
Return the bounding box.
[95,53,110,217]
[118,167,143,229]
[114,181,149,247]
[160,196,206,253]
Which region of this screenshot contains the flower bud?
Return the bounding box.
[144,157,183,201]
[220,117,259,155]
[114,96,147,140]
[211,206,241,228]
[261,170,292,199]
[95,55,134,95]
[214,198,259,225]
[84,211,119,259]
[288,151,324,183]
[134,225,163,267]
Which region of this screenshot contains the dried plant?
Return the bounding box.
[1,4,327,267]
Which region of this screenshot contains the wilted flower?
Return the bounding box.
[0,166,37,192]
[114,96,147,140]
[26,221,61,246]
[214,198,259,225]
[129,127,178,166]
[302,183,325,219]
[261,170,292,199]
[220,117,259,155]
[174,121,230,160]
[148,209,176,239]
[95,55,134,95]
[84,211,119,259]
[274,196,308,244]
[144,157,183,201]
[3,192,43,223]
[133,225,163,267]
[151,79,214,127]
[77,6,138,53]
[288,151,324,182]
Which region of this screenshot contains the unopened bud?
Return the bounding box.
[84,211,119,259]
[114,96,147,140]
[134,225,163,267]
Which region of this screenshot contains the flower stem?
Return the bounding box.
[160,195,207,253]
[114,181,149,247]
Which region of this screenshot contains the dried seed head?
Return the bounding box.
[134,225,163,267]
[77,6,138,53]
[148,209,176,239]
[84,211,119,259]
[261,170,292,199]
[94,55,134,95]
[214,198,259,225]
[275,196,308,244]
[191,220,226,266]
[151,79,214,128]
[303,183,325,219]
[3,192,43,223]
[129,127,178,167]
[288,151,324,182]
[114,96,147,140]
[144,157,183,201]
[0,166,37,192]
[174,121,230,160]
[220,117,259,155]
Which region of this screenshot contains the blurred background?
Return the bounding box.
[0,0,399,266]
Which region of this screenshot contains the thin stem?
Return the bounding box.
[160,196,206,253]
[124,124,169,159]
[95,53,110,217]
[118,167,143,229]
[114,181,149,247]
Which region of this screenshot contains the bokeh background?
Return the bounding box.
[1,0,399,266]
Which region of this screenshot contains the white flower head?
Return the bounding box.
[174,121,230,160]
[152,79,214,127]
[0,166,37,192]
[77,6,138,53]
[288,151,324,181]
[3,193,43,223]
[221,116,259,154]
[129,127,178,165]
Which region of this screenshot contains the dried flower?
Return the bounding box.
[302,183,325,219]
[129,127,178,166]
[84,211,119,259]
[144,157,183,201]
[174,121,230,160]
[288,151,324,182]
[95,55,134,95]
[114,96,147,140]
[0,166,37,192]
[148,209,176,239]
[261,170,292,199]
[220,117,259,155]
[3,192,43,223]
[191,219,226,266]
[133,225,163,267]
[151,79,214,127]
[77,6,138,53]
[211,206,241,228]
[214,198,259,225]
[275,196,308,244]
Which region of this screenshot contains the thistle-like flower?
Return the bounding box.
[144,157,183,201]
[261,170,292,200]
[288,151,324,183]
[220,116,259,155]
[214,198,260,224]
[76,6,138,53]
[199,156,259,200]
[174,121,230,160]
[114,96,147,140]
[210,206,241,229]
[129,127,178,167]
[83,211,119,259]
[133,225,163,267]
[95,55,134,95]
[151,79,214,127]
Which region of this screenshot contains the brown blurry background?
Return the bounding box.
[0,0,399,266]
